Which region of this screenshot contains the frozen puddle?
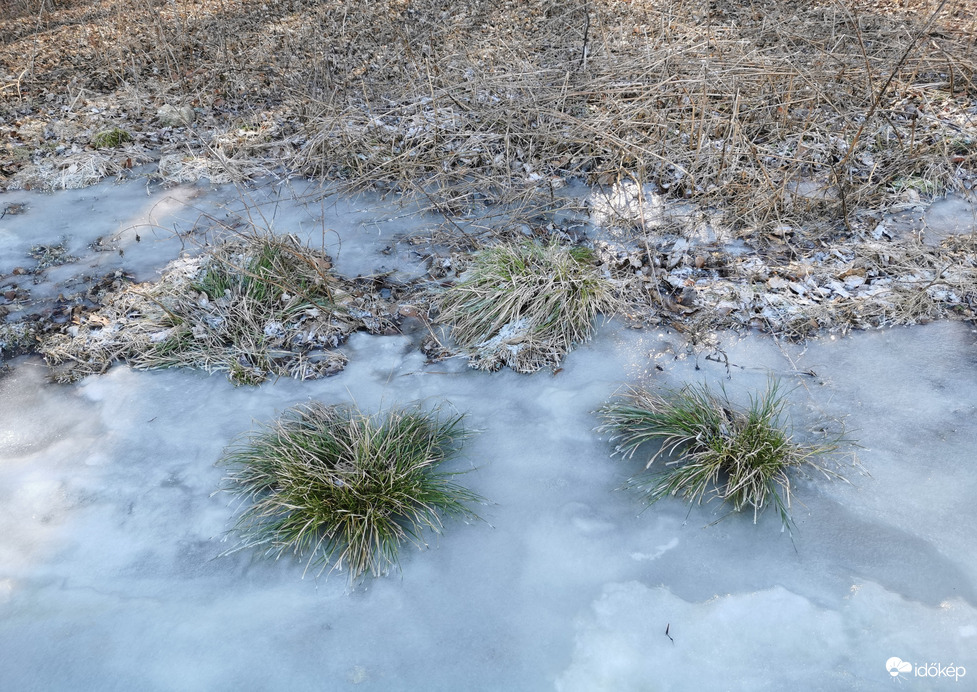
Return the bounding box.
[1,178,976,690]
[2,324,975,691]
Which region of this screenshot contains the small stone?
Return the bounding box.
[11,267,27,275]
[156,104,196,127]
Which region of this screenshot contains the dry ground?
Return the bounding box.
[2,0,977,359]
[4,0,975,218]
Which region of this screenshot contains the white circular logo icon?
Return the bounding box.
[887,657,913,677]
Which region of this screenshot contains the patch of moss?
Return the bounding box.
[91,128,133,149]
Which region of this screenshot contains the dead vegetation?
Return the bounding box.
[436,240,618,372]
[39,231,396,383]
[2,0,975,232]
[594,201,977,341]
[2,0,977,355]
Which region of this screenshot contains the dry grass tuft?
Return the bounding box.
[437,240,619,372]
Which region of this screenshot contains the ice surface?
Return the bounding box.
[0,175,214,285]
[558,580,975,692]
[881,192,977,245]
[0,174,441,320]
[1,179,976,691]
[209,179,437,280]
[922,196,977,246]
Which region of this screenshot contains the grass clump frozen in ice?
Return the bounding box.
[40,231,393,384]
[219,401,483,581]
[437,241,618,372]
[192,233,329,305]
[599,380,843,529]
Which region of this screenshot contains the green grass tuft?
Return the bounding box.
[598,380,843,529]
[438,241,618,372]
[219,401,483,581]
[140,234,343,384]
[38,231,396,384]
[194,237,320,305]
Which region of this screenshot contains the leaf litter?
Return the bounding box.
[1,0,977,374]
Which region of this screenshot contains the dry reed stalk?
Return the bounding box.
[2,0,975,233]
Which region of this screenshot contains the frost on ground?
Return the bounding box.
[4,175,977,382]
[3,0,977,685]
[3,0,975,226]
[40,235,396,384]
[0,176,976,690]
[4,0,977,350]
